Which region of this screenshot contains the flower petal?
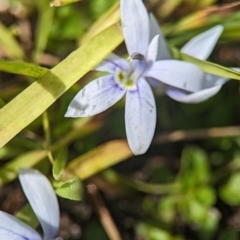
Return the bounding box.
[121,0,149,56]
[0,211,41,240]
[19,168,60,240]
[166,85,222,103]
[125,78,156,155]
[166,73,228,103]
[149,14,171,60]
[65,75,126,117]
[181,25,223,60]
[95,53,129,74]
[147,34,159,62]
[202,72,228,88]
[145,60,205,92]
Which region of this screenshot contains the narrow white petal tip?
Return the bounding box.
[181,25,224,60]
[121,0,150,55]
[131,145,148,156]
[125,79,156,156]
[213,24,224,32]
[64,107,80,118]
[19,168,60,239]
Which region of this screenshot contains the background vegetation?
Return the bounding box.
[1,0,240,239]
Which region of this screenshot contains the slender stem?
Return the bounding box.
[87,184,122,240]
[42,111,54,165]
[154,126,240,144]
[102,170,179,195]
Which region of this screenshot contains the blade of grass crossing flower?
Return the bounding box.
[0,60,48,78]
[0,24,123,147]
[0,21,25,59]
[170,46,240,80]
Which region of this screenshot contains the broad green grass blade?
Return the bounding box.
[0,60,48,78]
[33,0,55,63]
[0,21,25,59]
[0,24,123,147]
[170,46,240,80]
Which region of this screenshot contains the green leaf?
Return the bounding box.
[219,173,240,206]
[54,178,83,200]
[0,24,123,148]
[198,208,220,240]
[52,148,68,180]
[157,196,176,224]
[0,60,48,78]
[170,46,240,81]
[195,187,216,207]
[136,222,184,240]
[16,203,39,229]
[0,21,25,59]
[186,199,207,223]
[178,146,210,189]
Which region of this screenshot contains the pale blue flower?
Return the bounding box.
[65,0,205,155]
[0,168,60,240]
[150,15,228,103]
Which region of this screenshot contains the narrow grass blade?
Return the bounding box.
[170,46,240,80]
[0,21,25,59]
[0,60,48,78]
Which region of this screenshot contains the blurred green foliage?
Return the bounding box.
[1,0,240,239]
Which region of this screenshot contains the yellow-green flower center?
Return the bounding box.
[116,70,136,90]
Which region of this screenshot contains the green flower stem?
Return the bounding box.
[102,170,180,195]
